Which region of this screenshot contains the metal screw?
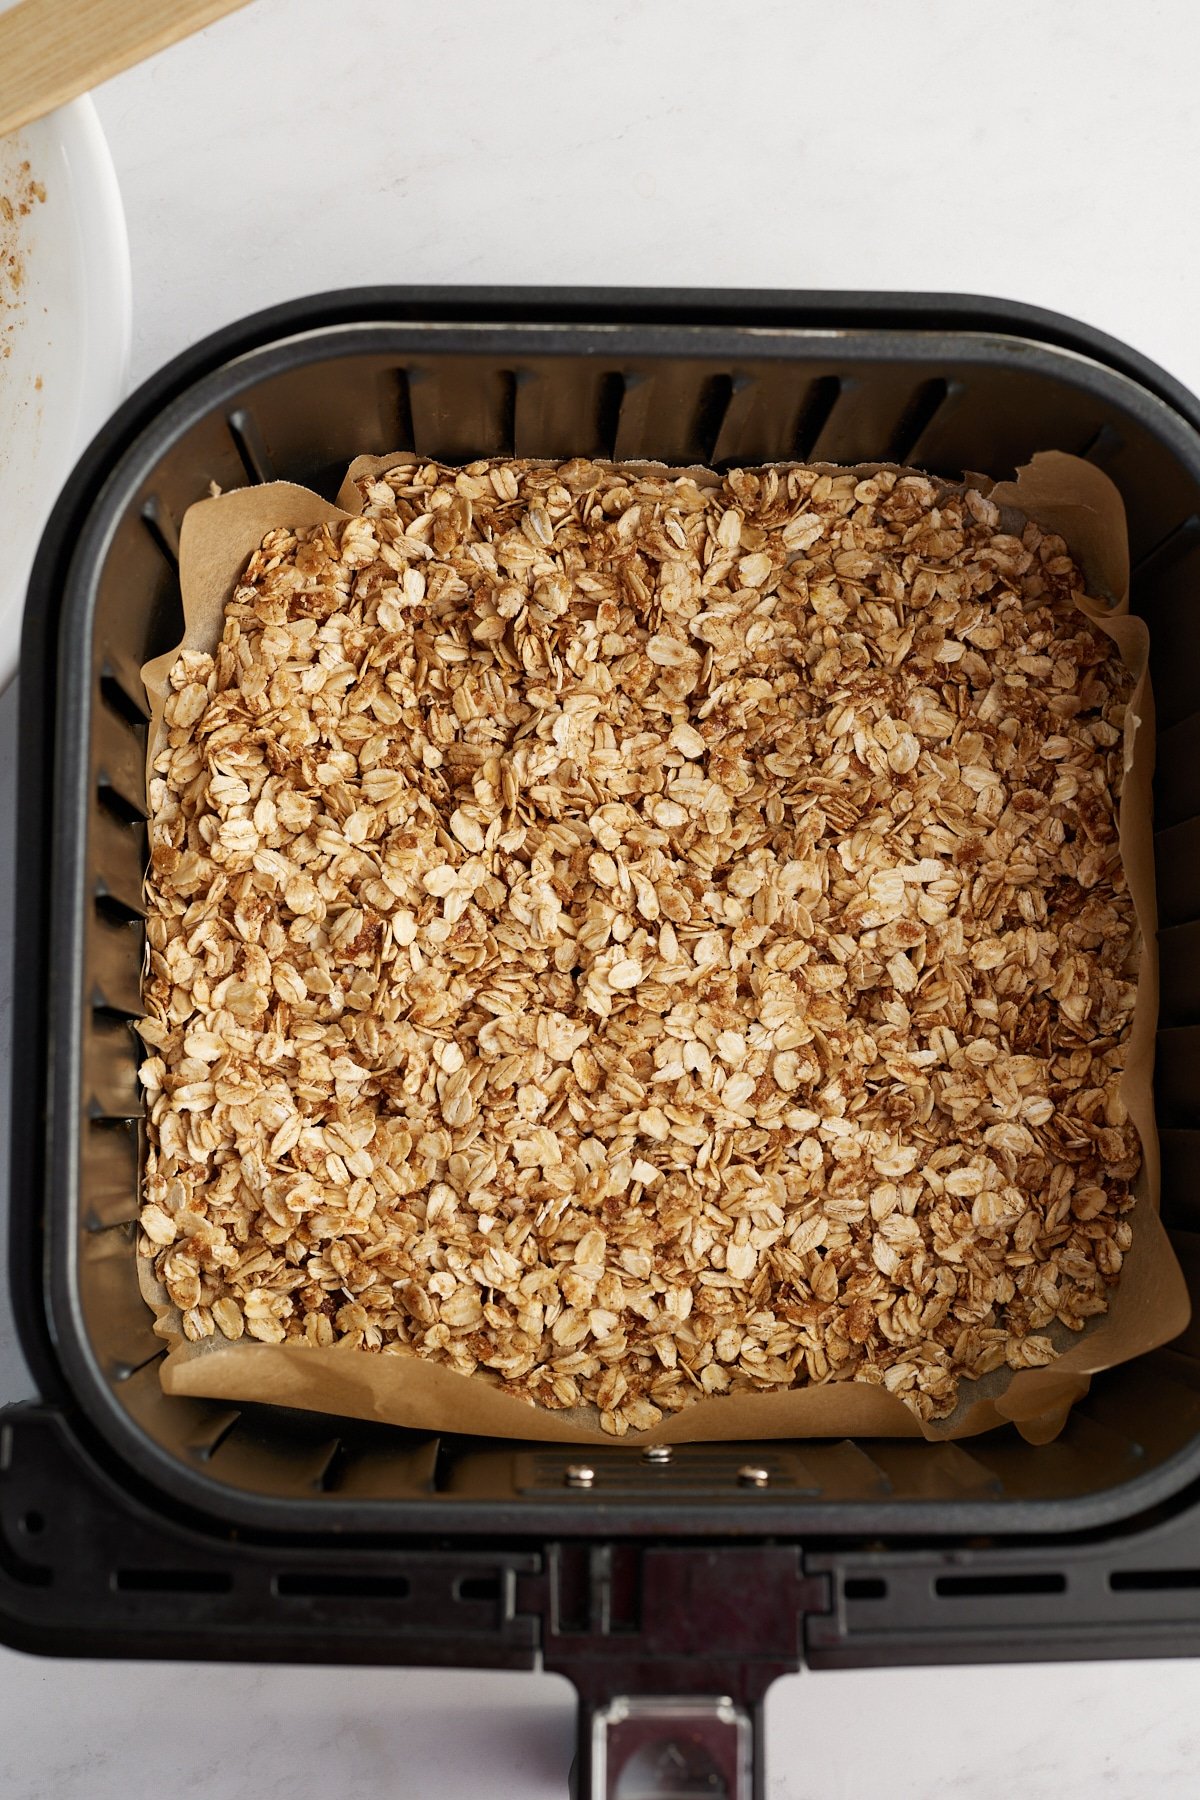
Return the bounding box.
[737,1464,771,1489]
[564,1463,596,1489]
[642,1445,673,1465]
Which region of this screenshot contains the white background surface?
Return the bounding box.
[3,0,1200,1794]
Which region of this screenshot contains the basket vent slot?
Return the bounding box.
[227,407,276,484]
[595,371,626,457]
[274,1571,411,1599]
[100,668,150,727]
[1109,1568,1200,1592]
[455,1573,502,1602]
[111,1346,166,1383]
[887,377,950,464]
[792,376,842,458]
[496,368,518,456]
[115,1567,232,1594]
[693,373,735,463]
[1080,421,1125,467]
[94,889,144,927]
[843,1577,888,1600]
[1132,512,1200,579]
[385,366,416,452]
[96,781,146,828]
[140,496,179,571]
[934,1571,1065,1598]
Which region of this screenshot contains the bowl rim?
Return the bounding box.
[0,94,132,692]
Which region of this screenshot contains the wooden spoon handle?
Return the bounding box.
[0,0,254,139]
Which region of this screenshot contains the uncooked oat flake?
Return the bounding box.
[139,458,1140,1434]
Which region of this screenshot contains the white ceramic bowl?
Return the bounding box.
[0,97,131,689]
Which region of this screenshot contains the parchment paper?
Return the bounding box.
[138,451,1190,1446]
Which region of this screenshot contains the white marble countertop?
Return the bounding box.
[5,0,1200,1793]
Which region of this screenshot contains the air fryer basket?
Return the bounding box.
[13,291,1200,1552]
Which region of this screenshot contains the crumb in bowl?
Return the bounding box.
[138,459,1139,1435]
[0,160,47,363]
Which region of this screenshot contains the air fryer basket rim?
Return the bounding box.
[15,288,1200,1542]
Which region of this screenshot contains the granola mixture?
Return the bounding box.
[138,458,1140,1433]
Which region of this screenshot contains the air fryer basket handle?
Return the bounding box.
[571,1693,760,1800]
[537,1544,827,1800]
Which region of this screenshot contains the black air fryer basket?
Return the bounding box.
[9,290,1200,1800]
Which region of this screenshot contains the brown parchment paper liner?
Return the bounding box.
[137,451,1189,1446]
